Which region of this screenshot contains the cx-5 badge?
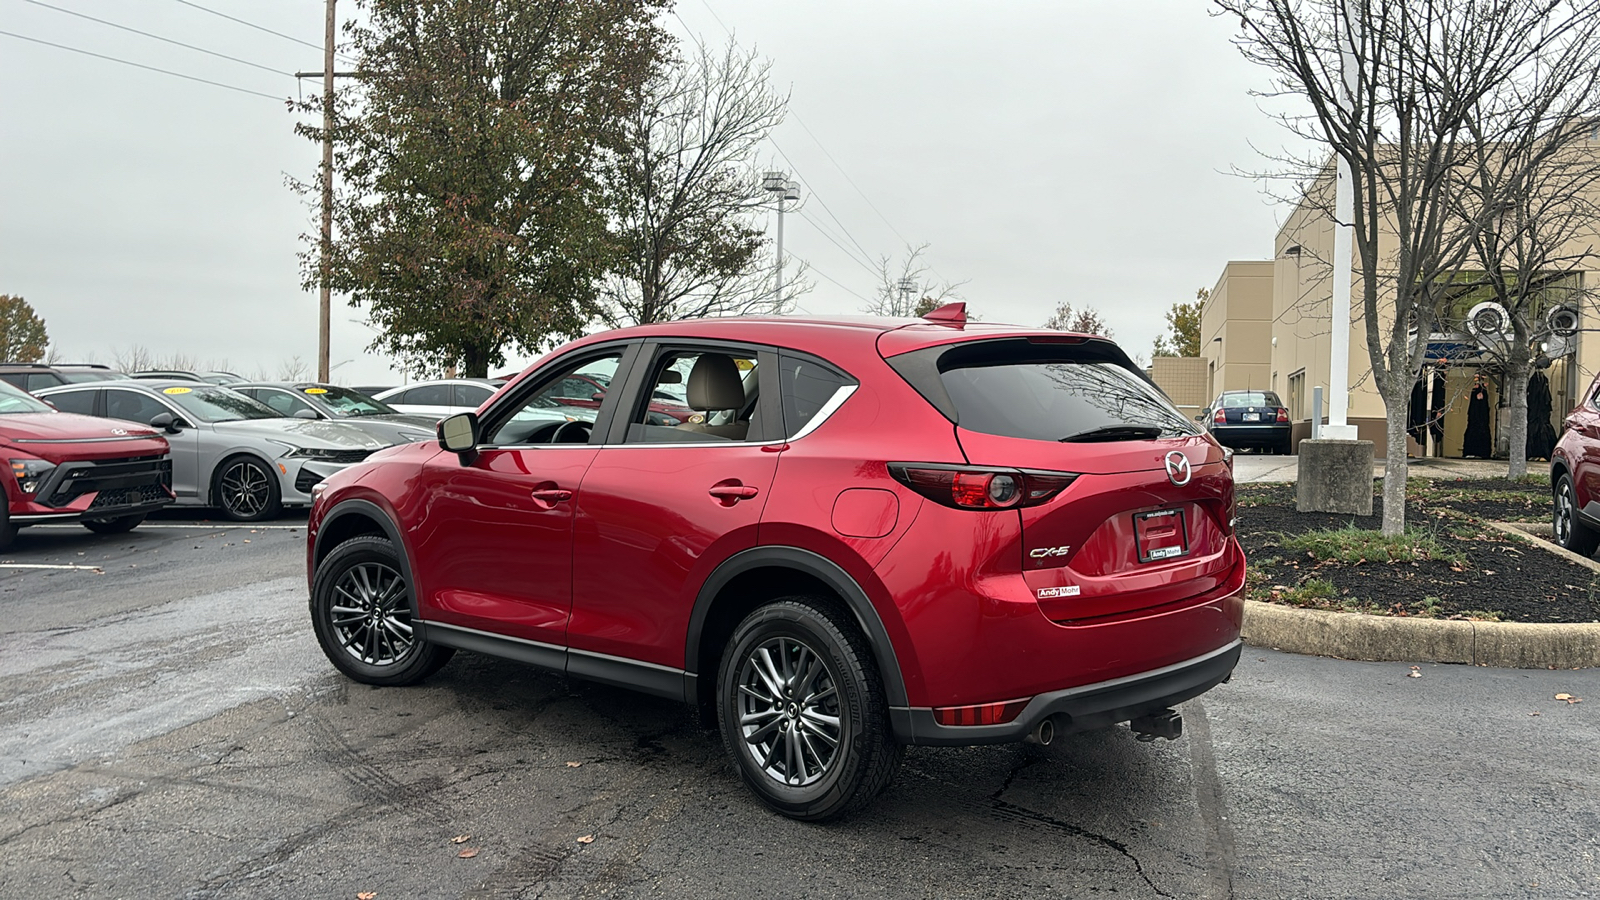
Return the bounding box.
[1165,450,1192,486]
[1029,546,1072,558]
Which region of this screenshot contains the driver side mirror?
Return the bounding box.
[149,412,182,434]
[438,412,480,463]
[292,408,318,420]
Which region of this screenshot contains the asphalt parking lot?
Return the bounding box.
[2,515,1598,899]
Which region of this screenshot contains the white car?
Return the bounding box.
[371,380,504,419]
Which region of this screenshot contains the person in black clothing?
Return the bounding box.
[1463,374,1493,458]
[1527,370,1558,461]
[1407,368,1447,455]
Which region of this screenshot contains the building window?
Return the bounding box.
[1288,369,1306,420]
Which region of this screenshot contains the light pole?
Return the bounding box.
[763,171,800,303]
[898,277,917,315]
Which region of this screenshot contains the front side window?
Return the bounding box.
[485,354,621,446]
[105,389,174,427]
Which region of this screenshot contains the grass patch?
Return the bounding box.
[1512,472,1551,487]
[1278,525,1470,567]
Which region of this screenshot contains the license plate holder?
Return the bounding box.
[1243,412,1260,422]
[1135,509,1188,563]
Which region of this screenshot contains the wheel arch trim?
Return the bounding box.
[685,545,909,707]
[315,497,420,619]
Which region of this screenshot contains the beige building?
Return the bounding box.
[1199,261,1274,402]
[1204,150,1600,456]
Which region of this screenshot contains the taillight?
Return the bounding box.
[1213,408,1226,424]
[889,464,1077,510]
[932,698,1030,726]
[1276,408,1289,423]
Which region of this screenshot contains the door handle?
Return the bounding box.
[530,488,572,503]
[708,482,759,503]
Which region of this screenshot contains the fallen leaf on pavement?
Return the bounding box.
[451,834,471,844]
[577,834,595,844]
[1407,666,1422,678]
[566,761,582,768]
[358,893,376,900]
[1555,693,1582,704]
[458,848,480,859]
[1529,711,1541,716]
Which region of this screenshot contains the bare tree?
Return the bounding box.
[862,243,966,317]
[279,355,309,381]
[1453,107,1600,477]
[111,345,154,373]
[1217,0,1600,535]
[594,36,801,327]
[1042,301,1113,337]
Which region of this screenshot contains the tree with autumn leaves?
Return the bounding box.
[0,295,49,363]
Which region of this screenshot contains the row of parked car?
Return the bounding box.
[0,361,627,550]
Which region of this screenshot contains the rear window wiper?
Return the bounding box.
[1058,425,1163,443]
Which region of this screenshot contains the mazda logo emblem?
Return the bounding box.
[1165,450,1192,486]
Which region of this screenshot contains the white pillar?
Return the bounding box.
[1323,1,1359,441]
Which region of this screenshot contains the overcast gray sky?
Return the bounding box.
[0,0,1302,384]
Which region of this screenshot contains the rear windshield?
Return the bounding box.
[306,386,398,417]
[160,386,278,423]
[1220,392,1281,408]
[888,338,1197,442]
[941,362,1196,441]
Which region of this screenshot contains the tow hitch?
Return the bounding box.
[1129,709,1183,742]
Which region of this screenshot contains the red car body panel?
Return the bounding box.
[1555,370,1600,518]
[307,315,1244,744]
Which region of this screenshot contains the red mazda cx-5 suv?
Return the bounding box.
[305,306,1245,820]
[1553,368,1600,555]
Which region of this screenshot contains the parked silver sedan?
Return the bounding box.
[231,382,437,446]
[36,380,385,521]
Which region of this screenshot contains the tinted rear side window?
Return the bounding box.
[46,389,98,416]
[778,354,854,437]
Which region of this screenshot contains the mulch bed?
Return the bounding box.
[1237,478,1600,624]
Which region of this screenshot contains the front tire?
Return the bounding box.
[213,455,282,522]
[0,504,15,552]
[82,513,146,535]
[717,597,902,821]
[310,535,453,686]
[1554,473,1600,556]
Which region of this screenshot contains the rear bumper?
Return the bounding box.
[1211,424,1289,446]
[891,640,1241,746]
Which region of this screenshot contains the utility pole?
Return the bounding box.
[317,0,335,383]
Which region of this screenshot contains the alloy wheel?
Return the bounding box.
[1556,481,1575,544]
[329,561,415,666]
[735,636,844,787]
[219,461,271,518]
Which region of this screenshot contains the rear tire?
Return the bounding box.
[1554,473,1600,557]
[717,597,902,821]
[82,513,146,535]
[310,535,453,686]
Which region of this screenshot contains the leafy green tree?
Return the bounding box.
[1042,301,1111,337]
[0,295,48,362]
[1152,288,1205,357]
[303,0,669,377]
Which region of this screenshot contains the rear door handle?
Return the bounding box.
[709,483,759,503]
[530,488,572,503]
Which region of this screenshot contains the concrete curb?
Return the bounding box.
[1242,601,1600,669]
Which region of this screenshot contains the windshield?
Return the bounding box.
[158,385,279,423]
[305,386,399,417]
[0,380,53,414]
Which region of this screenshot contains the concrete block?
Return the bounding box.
[1295,439,1375,515]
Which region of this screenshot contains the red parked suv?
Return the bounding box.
[1553,369,1600,555]
[306,306,1245,819]
[1,379,173,551]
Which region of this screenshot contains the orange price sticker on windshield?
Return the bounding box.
[162,387,192,395]
[304,388,328,394]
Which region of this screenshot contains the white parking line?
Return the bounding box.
[0,563,105,572]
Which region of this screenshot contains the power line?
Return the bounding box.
[21,0,295,78]
[790,114,910,247]
[167,0,358,66]
[805,262,873,304]
[796,209,880,279]
[0,29,286,101]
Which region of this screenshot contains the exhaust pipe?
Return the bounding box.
[1130,709,1183,742]
[1024,717,1056,746]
